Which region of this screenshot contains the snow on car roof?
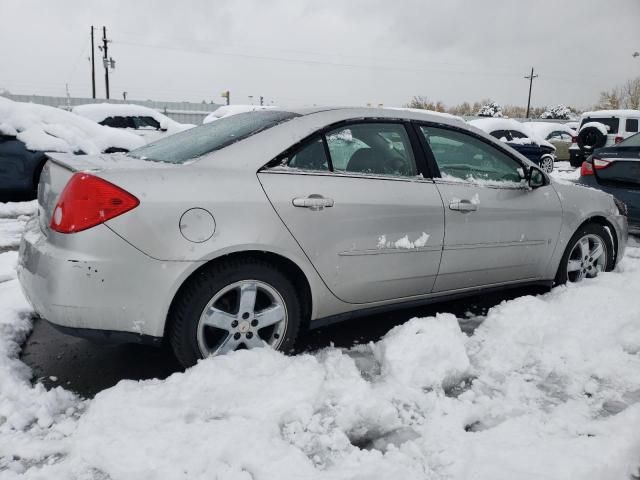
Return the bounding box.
[468,117,527,133]
[384,107,465,123]
[523,122,575,141]
[0,97,145,154]
[73,103,194,134]
[580,109,640,118]
[203,105,281,124]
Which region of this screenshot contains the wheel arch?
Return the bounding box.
[163,249,313,340]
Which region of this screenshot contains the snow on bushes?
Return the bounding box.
[477,102,503,117]
[540,104,575,120]
[0,217,640,478]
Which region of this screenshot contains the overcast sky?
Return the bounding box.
[1,0,639,109]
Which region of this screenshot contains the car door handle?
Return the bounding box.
[449,199,477,212]
[292,195,334,211]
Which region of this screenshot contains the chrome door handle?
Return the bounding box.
[292,194,334,211]
[449,199,477,212]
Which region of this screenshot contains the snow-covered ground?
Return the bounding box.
[1,196,639,479]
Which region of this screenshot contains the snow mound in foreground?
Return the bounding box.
[1,244,640,478]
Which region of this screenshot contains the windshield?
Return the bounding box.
[581,117,619,134]
[128,110,299,163]
[619,132,640,147]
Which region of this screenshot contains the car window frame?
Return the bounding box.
[262,118,435,182]
[411,121,532,190]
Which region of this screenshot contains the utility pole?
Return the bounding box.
[259,96,264,106]
[90,26,96,99]
[221,90,230,105]
[524,67,538,119]
[101,26,110,99]
[122,91,127,101]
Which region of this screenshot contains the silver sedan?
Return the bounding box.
[18,108,628,367]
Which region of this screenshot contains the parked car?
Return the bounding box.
[18,108,627,368]
[524,122,576,161]
[0,97,144,201]
[73,103,194,143]
[569,109,640,167]
[577,132,640,233]
[469,118,557,173]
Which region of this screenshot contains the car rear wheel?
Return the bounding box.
[169,258,302,368]
[555,223,614,285]
[540,155,554,173]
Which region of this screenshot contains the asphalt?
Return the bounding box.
[20,285,546,398]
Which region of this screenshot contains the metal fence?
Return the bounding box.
[0,93,220,125]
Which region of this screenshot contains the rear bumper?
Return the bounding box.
[17,216,193,340]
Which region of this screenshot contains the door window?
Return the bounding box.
[420,126,524,184]
[286,136,330,171]
[325,123,417,177]
[626,118,638,133]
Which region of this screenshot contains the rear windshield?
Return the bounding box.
[620,132,640,147]
[128,110,300,163]
[581,117,619,134]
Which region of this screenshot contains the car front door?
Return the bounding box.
[258,122,445,304]
[417,124,563,292]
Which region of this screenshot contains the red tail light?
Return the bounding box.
[50,173,139,234]
[580,157,612,177]
[580,161,594,176]
[614,136,624,144]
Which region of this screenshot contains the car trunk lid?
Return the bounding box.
[38,152,168,232]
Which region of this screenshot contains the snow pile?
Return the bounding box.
[0,206,640,478]
[72,103,194,135]
[203,105,280,124]
[0,97,144,154]
[477,102,503,117]
[0,200,37,218]
[540,104,575,120]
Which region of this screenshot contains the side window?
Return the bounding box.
[99,117,115,127]
[626,119,638,133]
[420,126,524,184]
[286,136,329,172]
[135,116,161,130]
[509,130,528,140]
[325,123,417,178]
[490,130,508,141]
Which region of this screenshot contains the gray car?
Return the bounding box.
[17,108,628,368]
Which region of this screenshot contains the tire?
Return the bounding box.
[555,223,615,285]
[540,155,554,173]
[168,258,303,368]
[577,126,606,150]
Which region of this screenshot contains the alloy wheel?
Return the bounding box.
[566,234,607,282]
[196,280,288,356]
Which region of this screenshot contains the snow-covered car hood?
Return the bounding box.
[0,97,144,154]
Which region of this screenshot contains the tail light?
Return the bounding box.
[615,136,624,144]
[50,173,139,234]
[580,157,612,177]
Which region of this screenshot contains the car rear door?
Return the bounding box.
[416,123,562,292]
[258,121,445,304]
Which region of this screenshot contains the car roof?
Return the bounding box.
[581,109,640,118]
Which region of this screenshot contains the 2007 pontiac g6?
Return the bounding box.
[18,108,628,367]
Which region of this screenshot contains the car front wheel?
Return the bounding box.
[169,258,302,368]
[540,155,554,173]
[555,223,615,285]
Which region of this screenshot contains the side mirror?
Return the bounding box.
[159,120,169,132]
[528,166,546,188]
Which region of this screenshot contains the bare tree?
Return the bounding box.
[622,77,640,110]
[405,96,446,112]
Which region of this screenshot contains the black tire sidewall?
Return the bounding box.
[555,223,615,285]
[577,127,606,150]
[169,260,302,368]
